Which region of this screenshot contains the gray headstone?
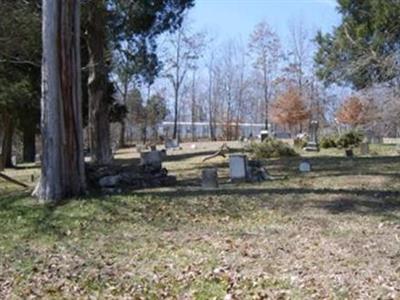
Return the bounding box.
[165,138,179,150]
[360,142,369,155]
[202,168,218,188]
[229,154,249,181]
[299,160,311,172]
[140,150,163,172]
[304,120,320,152]
[345,149,354,157]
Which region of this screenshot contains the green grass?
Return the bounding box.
[1,142,400,299]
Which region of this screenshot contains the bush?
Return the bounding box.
[336,131,363,148]
[293,137,307,148]
[320,135,337,149]
[246,138,298,159]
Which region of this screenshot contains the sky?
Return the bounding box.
[188,0,341,44]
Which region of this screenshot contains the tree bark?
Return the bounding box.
[37,0,86,202]
[119,120,126,148]
[1,113,14,168]
[22,123,36,163]
[172,88,179,140]
[86,1,112,165]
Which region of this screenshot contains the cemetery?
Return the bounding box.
[1,0,400,298]
[1,137,400,298]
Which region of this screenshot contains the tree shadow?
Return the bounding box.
[2,154,400,238]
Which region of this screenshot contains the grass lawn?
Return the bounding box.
[1,142,400,299]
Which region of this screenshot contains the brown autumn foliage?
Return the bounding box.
[336,96,366,127]
[271,86,310,132]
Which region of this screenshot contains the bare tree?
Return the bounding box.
[164,24,204,140]
[36,0,85,202]
[248,21,281,129]
[206,51,217,141]
[287,20,311,94]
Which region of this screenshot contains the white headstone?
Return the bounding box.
[229,154,249,181]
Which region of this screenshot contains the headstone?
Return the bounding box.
[165,138,180,150]
[260,130,269,142]
[202,168,219,188]
[11,156,17,166]
[299,160,311,172]
[140,150,163,172]
[229,154,249,182]
[360,142,369,155]
[304,120,320,152]
[345,149,354,157]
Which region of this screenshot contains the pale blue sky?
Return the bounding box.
[189,0,340,43]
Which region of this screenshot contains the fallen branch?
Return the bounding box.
[0,172,29,188]
[202,143,231,162]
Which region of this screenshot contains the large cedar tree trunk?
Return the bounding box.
[36,0,86,202]
[86,1,112,165]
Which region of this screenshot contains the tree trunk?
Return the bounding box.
[36,0,86,202]
[191,70,197,142]
[264,87,269,130]
[119,120,126,148]
[1,113,14,168]
[86,1,112,165]
[141,124,147,145]
[22,123,36,162]
[172,89,179,140]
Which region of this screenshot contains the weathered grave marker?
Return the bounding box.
[202,168,219,188]
[140,150,163,173]
[229,154,249,182]
[299,160,311,172]
[345,149,354,157]
[360,142,369,155]
[304,120,320,152]
[165,138,180,150]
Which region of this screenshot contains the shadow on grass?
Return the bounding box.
[1,154,400,239]
[1,185,400,241]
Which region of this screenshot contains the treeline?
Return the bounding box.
[153,0,400,141]
[0,0,193,169]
